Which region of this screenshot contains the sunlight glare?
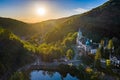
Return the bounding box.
[36,7,46,16]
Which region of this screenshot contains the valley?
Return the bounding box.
[0,0,120,80]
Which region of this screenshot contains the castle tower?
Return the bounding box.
[78,28,83,40]
[76,28,83,46]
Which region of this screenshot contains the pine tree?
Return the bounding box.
[95,48,101,68]
[107,39,114,56]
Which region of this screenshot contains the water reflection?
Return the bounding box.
[30,70,79,80]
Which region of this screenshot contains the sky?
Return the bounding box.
[0,0,108,23]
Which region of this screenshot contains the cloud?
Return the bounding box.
[74,8,88,14]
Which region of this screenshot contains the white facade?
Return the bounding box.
[76,28,99,54]
[91,49,97,54]
[77,29,89,52]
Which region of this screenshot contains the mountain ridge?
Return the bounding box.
[43,0,120,42]
[0,0,120,42]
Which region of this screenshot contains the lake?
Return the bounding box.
[30,70,79,80]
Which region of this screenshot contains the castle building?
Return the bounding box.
[76,29,98,54]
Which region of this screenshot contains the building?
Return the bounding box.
[76,29,99,54]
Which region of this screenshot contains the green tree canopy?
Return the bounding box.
[95,48,101,61]
[66,49,74,60]
[107,39,114,50]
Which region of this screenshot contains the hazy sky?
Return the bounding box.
[0,0,108,23]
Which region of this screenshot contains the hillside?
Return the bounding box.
[0,0,120,79]
[0,17,69,45]
[0,17,62,42]
[0,17,33,37]
[31,17,69,35]
[0,0,120,43]
[43,0,120,43]
[0,28,35,79]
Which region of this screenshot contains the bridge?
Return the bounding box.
[18,60,81,71]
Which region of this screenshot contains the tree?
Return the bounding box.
[95,49,101,60]
[62,38,72,47]
[95,48,101,68]
[62,32,77,47]
[112,37,119,49]
[71,32,77,44]
[107,39,114,50]
[100,39,104,47]
[66,49,74,60]
[104,48,109,59]
[9,72,25,80]
[115,47,120,56]
[107,39,114,56]
[99,40,105,58]
[0,63,6,76]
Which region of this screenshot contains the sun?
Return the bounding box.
[36,7,46,16]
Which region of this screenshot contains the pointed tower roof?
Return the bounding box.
[78,28,83,39]
[86,39,90,46]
